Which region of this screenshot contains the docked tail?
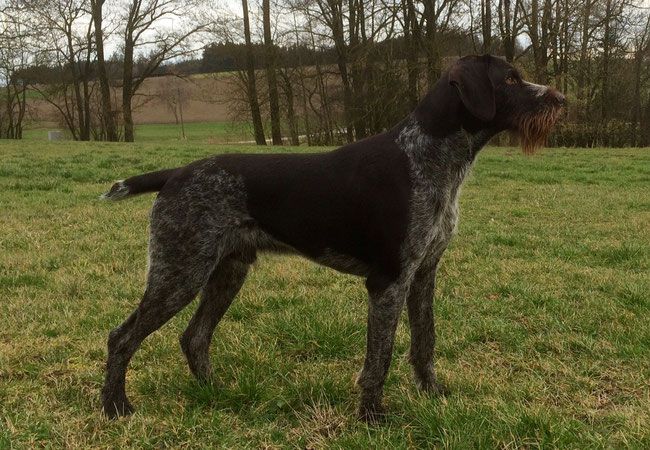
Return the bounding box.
[101,168,178,200]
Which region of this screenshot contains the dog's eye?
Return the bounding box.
[505,76,517,85]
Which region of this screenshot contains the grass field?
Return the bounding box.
[21,121,252,144]
[1,140,649,448]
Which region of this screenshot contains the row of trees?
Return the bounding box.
[2,0,650,146]
[0,0,205,140]
[224,0,650,146]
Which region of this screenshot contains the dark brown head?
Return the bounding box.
[448,54,565,154]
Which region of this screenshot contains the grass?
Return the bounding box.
[20,121,251,143]
[132,122,251,143]
[0,140,649,448]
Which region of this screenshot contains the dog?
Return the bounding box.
[100,54,565,421]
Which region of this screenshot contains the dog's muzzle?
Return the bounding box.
[516,88,566,155]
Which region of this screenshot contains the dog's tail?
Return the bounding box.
[100,168,178,201]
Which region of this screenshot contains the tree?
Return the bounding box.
[420,0,461,88]
[157,75,189,135]
[497,0,523,62]
[402,0,419,108]
[481,0,493,52]
[120,0,207,141]
[242,0,266,145]
[521,0,554,83]
[21,0,95,140]
[0,4,29,139]
[630,12,650,145]
[263,0,282,144]
[90,0,117,141]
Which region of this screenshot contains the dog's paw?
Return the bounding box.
[358,401,387,424]
[103,397,135,419]
[416,376,450,397]
[415,372,451,397]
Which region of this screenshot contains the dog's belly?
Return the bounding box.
[251,229,370,277]
[308,248,370,276]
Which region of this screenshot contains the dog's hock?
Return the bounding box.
[100,180,130,201]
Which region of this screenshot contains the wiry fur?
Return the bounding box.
[100,54,565,422]
[516,105,564,155]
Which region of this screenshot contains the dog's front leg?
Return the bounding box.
[406,256,449,395]
[357,273,407,422]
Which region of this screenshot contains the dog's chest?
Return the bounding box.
[407,168,468,260]
[397,120,474,263]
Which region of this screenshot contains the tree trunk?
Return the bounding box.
[91,0,118,141]
[349,0,367,139]
[81,34,93,141]
[631,51,642,145]
[601,0,612,123]
[122,94,134,142]
[263,0,282,145]
[527,0,550,83]
[318,0,354,141]
[178,88,186,139]
[641,99,650,146]
[16,81,26,139]
[337,54,355,142]
[123,29,135,142]
[296,64,312,145]
[280,71,300,145]
[404,0,419,109]
[482,0,492,52]
[498,0,516,62]
[576,0,592,122]
[242,0,266,145]
[423,0,441,89]
[65,23,87,141]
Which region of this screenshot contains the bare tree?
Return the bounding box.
[522,0,553,82]
[497,0,523,62]
[157,75,189,133]
[120,0,207,141]
[242,0,266,144]
[263,0,282,144]
[630,12,650,144]
[420,0,462,87]
[402,0,419,108]
[481,0,493,52]
[0,4,29,138]
[90,0,117,141]
[278,68,300,145]
[20,0,95,140]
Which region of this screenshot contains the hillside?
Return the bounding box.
[27,73,238,127]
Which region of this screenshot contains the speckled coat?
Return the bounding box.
[100,55,564,421]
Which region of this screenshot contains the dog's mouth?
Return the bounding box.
[514,104,565,155]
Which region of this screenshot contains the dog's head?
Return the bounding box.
[448,54,565,154]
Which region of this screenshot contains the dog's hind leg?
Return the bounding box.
[102,275,206,418]
[406,256,449,396]
[180,253,251,381]
[101,231,221,418]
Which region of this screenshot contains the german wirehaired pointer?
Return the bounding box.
[101,55,565,421]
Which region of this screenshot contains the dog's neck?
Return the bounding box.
[396,115,493,178]
[411,72,500,149]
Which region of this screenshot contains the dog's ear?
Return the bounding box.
[448,56,495,122]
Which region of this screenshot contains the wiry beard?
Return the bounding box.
[515,106,564,155]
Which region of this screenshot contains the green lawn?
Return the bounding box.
[133,122,251,143]
[20,121,251,144]
[1,141,649,448]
